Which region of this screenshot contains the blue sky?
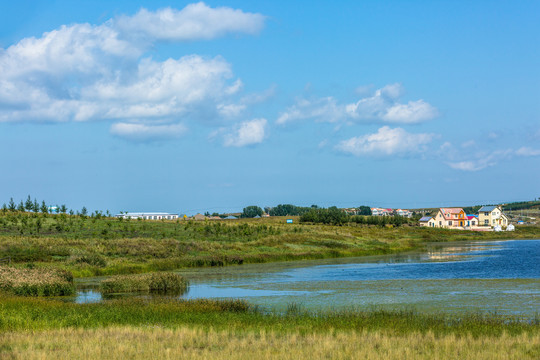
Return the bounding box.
[0,0,539,214]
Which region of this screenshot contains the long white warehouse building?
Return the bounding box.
[115,212,179,220]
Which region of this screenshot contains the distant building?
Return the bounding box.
[478,205,509,227]
[192,213,207,221]
[419,216,436,227]
[116,212,178,220]
[224,215,238,220]
[395,209,413,218]
[371,208,393,216]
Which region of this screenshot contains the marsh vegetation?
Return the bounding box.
[1,210,538,278]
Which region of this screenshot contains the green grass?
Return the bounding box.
[0,295,537,337]
[0,212,539,277]
[100,272,188,294]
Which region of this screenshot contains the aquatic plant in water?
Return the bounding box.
[100,272,189,294]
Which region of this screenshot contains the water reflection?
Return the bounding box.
[70,240,539,316]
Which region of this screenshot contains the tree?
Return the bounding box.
[40,201,48,214]
[33,199,39,212]
[17,200,25,212]
[60,204,67,214]
[242,205,263,218]
[81,207,88,216]
[25,195,33,211]
[8,198,16,211]
[357,206,372,216]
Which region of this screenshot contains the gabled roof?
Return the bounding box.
[438,208,465,220]
[440,208,464,214]
[467,215,477,220]
[419,216,433,222]
[478,205,498,212]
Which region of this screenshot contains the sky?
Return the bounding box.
[0,0,539,214]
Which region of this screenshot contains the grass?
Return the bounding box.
[1,326,538,360]
[0,266,75,296]
[0,295,537,335]
[100,272,188,294]
[1,213,538,277]
[0,296,538,359]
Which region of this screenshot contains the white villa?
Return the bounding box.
[478,205,509,227]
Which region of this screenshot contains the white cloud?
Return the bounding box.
[0,3,266,142]
[277,97,343,124]
[110,122,187,142]
[335,126,434,157]
[223,118,267,147]
[447,160,494,172]
[113,2,265,41]
[444,147,538,171]
[278,83,438,125]
[515,147,540,157]
[381,100,439,124]
[461,140,476,148]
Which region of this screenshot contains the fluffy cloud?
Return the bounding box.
[114,2,265,41]
[0,3,266,142]
[110,122,187,142]
[336,126,434,157]
[278,83,438,125]
[223,118,267,147]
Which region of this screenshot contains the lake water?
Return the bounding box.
[74,239,540,316]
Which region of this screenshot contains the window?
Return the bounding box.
[448,221,452,226]
[484,220,489,225]
[484,212,489,216]
[439,221,442,226]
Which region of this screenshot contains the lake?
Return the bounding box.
[74,239,540,316]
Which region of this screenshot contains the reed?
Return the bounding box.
[0,266,75,296]
[100,272,188,294]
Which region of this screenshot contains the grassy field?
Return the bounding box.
[3,326,538,360]
[0,296,538,359]
[1,213,539,358]
[1,212,539,277]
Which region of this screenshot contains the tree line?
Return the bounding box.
[1,195,98,218]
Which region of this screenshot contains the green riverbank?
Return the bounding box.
[1,213,539,277]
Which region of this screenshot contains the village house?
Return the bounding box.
[419,216,436,227]
[371,208,393,216]
[478,205,509,227]
[191,213,207,221]
[395,209,413,218]
[466,215,479,228]
[433,208,467,229]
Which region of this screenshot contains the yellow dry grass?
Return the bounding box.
[1,326,538,360]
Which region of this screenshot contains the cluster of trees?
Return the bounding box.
[240,204,374,219]
[299,207,348,225]
[300,207,409,227]
[268,204,315,216]
[241,206,263,218]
